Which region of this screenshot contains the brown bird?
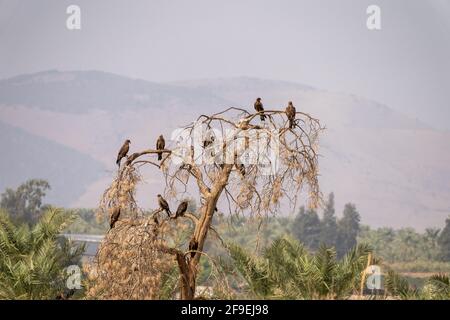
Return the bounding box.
[203,134,215,148]
[116,139,130,166]
[254,97,266,121]
[109,207,121,229]
[188,237,198,258]
[285,101,296,129]
[236,163,246,176]
[175,201,188,218]
[151,215,160,238]
[125,152,139,166]
[157,194,171,217]
[156,135,165,161]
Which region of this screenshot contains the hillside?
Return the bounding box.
[0,121,104,206]
[0,70,449,228]
[0,70,231,114]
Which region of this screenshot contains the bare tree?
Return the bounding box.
[92,106,324,300]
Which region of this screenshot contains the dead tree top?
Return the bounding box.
[100,106,324,219]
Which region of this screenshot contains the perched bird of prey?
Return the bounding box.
[236,163,246,176]
[109,207,121,229]
[151,215,160,238]
[156,135,165,161]
[203,134,215,148]
[157,194,171,217]
[254,97,266,121]
[116,139,130,166]
[176,201,188,218]
[285,101,296,129]
[125,152,139,166]
[189,237,198,258]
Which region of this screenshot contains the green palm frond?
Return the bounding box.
[0,209,83,299]
[314,245,338,295]
[0,210,21,254]
[263,238,294,282]
[334,243,372,298]
[428,273,449,286]
[425,274,450,299]
[384,269,419,299]
[226,242,273,298]
[228,236,372,300]
[31,209,73,246]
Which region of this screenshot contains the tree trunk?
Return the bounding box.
[176,252,196,299]
[178,164,233,300]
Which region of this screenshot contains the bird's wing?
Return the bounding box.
[287,106,295,117]
[160,198,168,208]
[157,138,165,150]
[118,144,126,156]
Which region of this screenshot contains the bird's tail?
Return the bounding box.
[289,119,295,129]
[158,152,162,161]
[260,114,266,121]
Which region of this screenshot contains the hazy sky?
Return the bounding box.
[0,0,449,130]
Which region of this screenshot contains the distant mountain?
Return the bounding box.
[0,70,448,229]
[173,77,431,131]
[0,70,231,114]
[0,121,104,206]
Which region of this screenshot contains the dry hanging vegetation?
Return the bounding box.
[86,106,324,300]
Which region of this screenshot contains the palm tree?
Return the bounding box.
[227,236,372,299]
[385,270,450,300]
[0,208,84,299]
[384,269,420,299]
[425,274,450,299]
